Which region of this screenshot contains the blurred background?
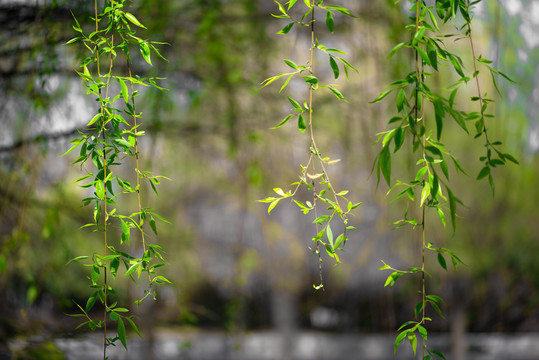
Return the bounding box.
[1,0,539,359]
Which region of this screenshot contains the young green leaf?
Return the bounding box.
[326,11,334,33]
[437,253,447,270]
[125,12,147,29]
[284,59,300,70]
[272,114,294,129]
[140,42,152,65]
[278,22,294,34]
[303,75,319,85]
[329,56,339,79]
[118,317,127,349]
[328,85,345,101]
[379,145,391,187]
[298,114,306,133]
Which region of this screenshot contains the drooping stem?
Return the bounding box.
[466,7,491,163]
[305,1,345,226]
[95,0,116,356]
[414,1,427,357]
[93,1,107,357]
[308,0,324,289]
[127,61,151,287]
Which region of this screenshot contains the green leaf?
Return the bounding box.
[329,56,339,80]
[416,46,432,67]
[437,253,447,270]
[118,78,129,104]
[288,97,302,110]
[337,57,358,74]
[110,257,120,277]
[427,39,438,71]
[153,275,173,284]
[95,180,105,200]
[394,127,405,152]
[396,89,406,112]
[418,325,428,339]
[87,113,101,127]
[125,262,140,277]
[414,301,424,318]
[93,200,101,223]
[449,88,458,107]
[437,207,446,227]
[446,186,457,232]
[504,153,519,164]
[415,166,428,181]
[379,145,391,187]
[303,75,318,85]
[434,99,444,140]
[394,330,408,354]
[272,114,294,129]
[86,291,98,313]
[65,37,80,45]
[121,220,130,244]
[384,272,402,288]
[334,233,345,249]
[326,5,356,17]
[476,166,490,180]
[278,22,294,34]
[408,332,417,355]
[413,26,426,44]
[126,317,142,337]
[268,199,280,213]
[114,137,132,149]
[118,317,127,349]
[449,54,465,78]
[449,109,468,133]
[140,42,152,65]
[328,86,345,101]
[287,0,298,10]
[91,264,100,284]
[431,350,447,360]
[387,42,406,59]
[66,255,89,265]
[398,321,417,332]
[325,224,334,247]
[284,59,299,70]
[488,173,495,196]
[370,89,393,104]
[325,48,347,54]
[420,182,430,207]
[313,215,330,225]
[450,154,467,175]
[149,215,157,235]
[298,114,306,133]
[426,7,440,32]
[426,294,445,304]
[325,11,334,33]
[125,12,146,28]
[428,299,445,318]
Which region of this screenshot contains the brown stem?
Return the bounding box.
[308,0,324,290]
[127,60,151,287]
[414,1,427,357]
[93,2,107,357]
[467,20,491,152]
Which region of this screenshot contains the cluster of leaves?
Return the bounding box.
[372,0,516,358]
[259,0,358,289]
[64,0,170,354]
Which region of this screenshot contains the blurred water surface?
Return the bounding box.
[48,329,539,360]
